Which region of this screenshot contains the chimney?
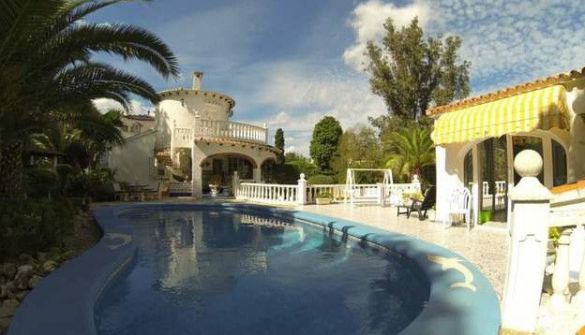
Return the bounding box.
[193,71,203,90]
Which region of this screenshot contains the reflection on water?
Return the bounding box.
[95,209,429,335]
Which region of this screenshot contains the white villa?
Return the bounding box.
[106,72,279,197]
[430,67,585,228]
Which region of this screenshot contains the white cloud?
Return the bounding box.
[343,0,431,71]
[236,60,386,155]
[93,98,153,115]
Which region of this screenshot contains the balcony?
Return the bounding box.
[172,119,268,148]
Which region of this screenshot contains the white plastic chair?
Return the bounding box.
[447,188,472,229]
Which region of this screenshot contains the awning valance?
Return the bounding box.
[431,85,570,145]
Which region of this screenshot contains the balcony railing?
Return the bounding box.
[192,119,268,144]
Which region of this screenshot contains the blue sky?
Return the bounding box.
[91,0,585,154]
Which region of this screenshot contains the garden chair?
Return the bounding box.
[447,187,472,229]
[397,186,436,220]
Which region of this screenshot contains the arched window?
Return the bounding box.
[552,139,567,186]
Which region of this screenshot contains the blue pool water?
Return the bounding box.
[94,208,430,335]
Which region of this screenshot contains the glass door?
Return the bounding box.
[512,136,543,185]
[478,136,509,223]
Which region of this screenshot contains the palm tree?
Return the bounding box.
[0,0,179,197]
[383,124,435,182]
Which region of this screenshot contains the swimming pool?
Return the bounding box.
[7,203,501,335]
[95,207,429,335]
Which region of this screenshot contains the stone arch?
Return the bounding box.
[198,153,258,168]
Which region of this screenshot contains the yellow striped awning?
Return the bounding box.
[431,85,570,145]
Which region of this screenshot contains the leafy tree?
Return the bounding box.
[309,116,342,172]
[274,128,285,164]
[384,122,435,182]
[331,126,383,183]
[0,0,178,198]
[366,17,470,120]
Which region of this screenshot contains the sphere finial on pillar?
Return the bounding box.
[514,149,543,178]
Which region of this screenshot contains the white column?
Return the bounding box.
[191,144,202,199]
[435,145,449,223]
[232,171,240,197]
[501,149,552,333]
[253,167,262,182]
[376,183,385,206]
[297,173,307,205]
[551,229,571,309]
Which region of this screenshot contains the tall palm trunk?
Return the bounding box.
[0,139,24,198]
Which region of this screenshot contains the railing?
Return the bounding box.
[306,185,346,203]
[547,209,585,308]
[233,173,421,206]
[237,182,298,204]
[193,119,268,144]
[168,182,192,195]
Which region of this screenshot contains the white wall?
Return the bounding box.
[108,131,159,188]
[435,142,467,223]
[156,90,233,150]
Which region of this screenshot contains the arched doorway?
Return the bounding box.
[200,154,256,194]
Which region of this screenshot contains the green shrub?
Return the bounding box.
[0,198,77,261]
[23,167,60,198]
[272,164,301,184]
[64,173,91,197]
[307,174,336,185]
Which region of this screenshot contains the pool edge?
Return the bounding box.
[6,202,501,335]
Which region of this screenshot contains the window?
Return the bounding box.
[131,123,141,133]
[552,140,567,186]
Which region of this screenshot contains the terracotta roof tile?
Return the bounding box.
[427,66,585,116]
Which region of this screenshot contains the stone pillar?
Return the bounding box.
[376,183,385,206]
[297,173,307,205]
[232,171,240,197]
[501,149,552,333]
[411,174,421,192]
[191,145,202,199]
[253,167,262,183]
[551,229,571,308]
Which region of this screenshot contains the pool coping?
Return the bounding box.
[7,203,501,335]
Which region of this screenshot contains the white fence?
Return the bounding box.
[237,182,298,204]
[194,119,268,144]
[168,182,192,195]
[234,173,421,206]
[171,119,268,149]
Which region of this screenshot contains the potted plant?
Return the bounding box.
[316,191,333,205]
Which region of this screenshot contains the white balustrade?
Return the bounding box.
[236,182,298,204]
[193,119,268,144]
[168,182,192,195]
[236,179,421,206]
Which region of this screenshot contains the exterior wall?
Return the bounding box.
[155,90,233,150]
[108,131,159,188]
[435,142,468,223]
[120,116,155,138]
[191,141,277,198]
[566,84,585,181]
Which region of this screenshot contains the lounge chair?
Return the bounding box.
[397,185,436,220]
